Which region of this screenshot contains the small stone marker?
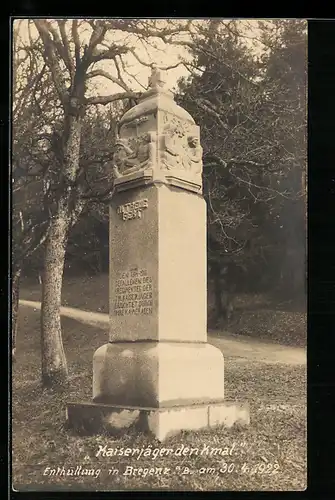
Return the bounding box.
[66,67,250,441]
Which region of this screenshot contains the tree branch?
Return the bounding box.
[103,19,193,39]
[34,20,69,104]
[127,47,152,69]
[114,54,136,90]
[44,21,73,77]
[90,44,128,64]
[197,99,230,130]
[71,20,81,66]
[85,91,142,106]
[86,69,130,92]
[85,21,108,61]
[57,19,75,79]
[82,184,115,203]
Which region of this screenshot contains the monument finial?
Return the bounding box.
[148,64,165,91]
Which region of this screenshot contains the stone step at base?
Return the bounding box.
[66,400,250,442]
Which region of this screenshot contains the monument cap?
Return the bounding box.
[119,64,195,127]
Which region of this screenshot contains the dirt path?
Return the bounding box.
[19,300,306,366]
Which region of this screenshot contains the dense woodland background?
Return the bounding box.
[12,19,307,386]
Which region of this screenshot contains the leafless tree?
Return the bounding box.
[13,18,194,386]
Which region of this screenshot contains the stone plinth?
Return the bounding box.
[66,401,250,442]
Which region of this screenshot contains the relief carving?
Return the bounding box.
[113,132,156,178]
[185,135,203,174]
[161,118,203,175]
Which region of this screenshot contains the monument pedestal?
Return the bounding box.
[66,341,250,442]
[93,341,225,407]
[66,67,250,441]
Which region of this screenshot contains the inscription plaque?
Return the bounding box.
[113,268,153,316]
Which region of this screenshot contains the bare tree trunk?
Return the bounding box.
[211,262,234,325]
[211,261,224,323]
[12,267,21,362]
[41,211,69,387]
[40,89,85,387]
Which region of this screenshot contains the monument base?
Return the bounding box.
[93,341,225,407]
[66,401,250,442]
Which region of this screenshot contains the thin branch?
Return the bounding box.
[13,62,47,118]
[229,157,272,168]
[24,222,50,259]
[229,169,292,199]
[197,100,230,130]
[118,54,146,90]
[128,48,155,70]
[114,54,136,90]
[86,69,130,92]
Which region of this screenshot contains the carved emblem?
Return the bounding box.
[112,132,157,178]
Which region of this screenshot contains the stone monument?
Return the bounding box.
[66,66,249,441]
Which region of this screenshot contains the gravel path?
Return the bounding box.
[19,300,306,366]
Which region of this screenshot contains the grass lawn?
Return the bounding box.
[20,273,110,314]
[12,300,307,492]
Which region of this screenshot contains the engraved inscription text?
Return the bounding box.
[117,198,148,221]
[114,268,153,315]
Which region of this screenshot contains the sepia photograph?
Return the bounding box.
[11,18,307,492]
